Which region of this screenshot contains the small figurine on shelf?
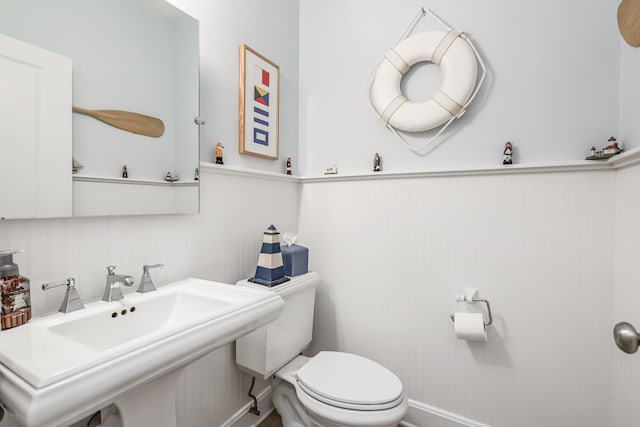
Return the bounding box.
[194,168,199,181]
[122,165,128,178]
[503,142,513,165]
[586,137,623,160]
[165,172,173,181]
[215,142,224,165]
[373,153,382,172]
[603,137,621,156]
[286,157,292,175]
[324,164,338,175]
[72,158,84,174]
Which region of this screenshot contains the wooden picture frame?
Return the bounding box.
[239,44,280,159]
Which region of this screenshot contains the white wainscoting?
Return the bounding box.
[402,399,493,427]
[72,176,199,216]
[220,384,493,427]
[299,168,616,427]
[2,159,638,426]
[0,166,299,427]
[611,163,640,427]
[222,386,275,427]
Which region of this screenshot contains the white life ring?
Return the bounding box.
[371,30,478,133]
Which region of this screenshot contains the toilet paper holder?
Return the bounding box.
[449,288,493,327]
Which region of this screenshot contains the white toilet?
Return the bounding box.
[235,272,408,427]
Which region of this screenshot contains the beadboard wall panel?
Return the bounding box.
[0,170,298,427]
[612,164,640,427]
[299,170,615,427]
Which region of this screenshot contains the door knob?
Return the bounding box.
[614,321,640,354]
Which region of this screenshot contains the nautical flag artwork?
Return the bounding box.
[253,128,269,146]
[254,86,270,106]
[240,45,280,159]
[256,65,270,87]
[253,66,271,145]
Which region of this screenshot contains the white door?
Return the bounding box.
[0,33,72,219]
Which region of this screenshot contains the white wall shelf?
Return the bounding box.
[200,146,640,184]
[200,162,299,183]
[72,175,198,187]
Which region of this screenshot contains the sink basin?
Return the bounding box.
[48,289,231,352]
[0,278,284,427]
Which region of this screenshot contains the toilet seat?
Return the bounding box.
[295,352,404,411]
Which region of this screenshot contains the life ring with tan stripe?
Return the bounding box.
[371,30,478,132]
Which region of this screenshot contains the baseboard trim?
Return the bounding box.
[401,399,492,427]
[222,385,274,427]
[222,390,490,427]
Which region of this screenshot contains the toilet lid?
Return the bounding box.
[295,352,404,411]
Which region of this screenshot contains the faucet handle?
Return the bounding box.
[142,263,164,274]
[106,265,117,275]
[42,278,85,313]
[138,263,164,293]
[42,277,77,291]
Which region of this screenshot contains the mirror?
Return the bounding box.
[0,0,199,218]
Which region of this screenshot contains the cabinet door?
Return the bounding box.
[0,33,71,219]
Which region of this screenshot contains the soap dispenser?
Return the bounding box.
[0,250,31,330]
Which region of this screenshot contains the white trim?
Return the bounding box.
[199,145,640,184]
[608,145,640,169]
[72,175,197,187]
[221,385,275,427]
[220,391,492,427]
[300,160,611,183]
[200,162,300,183]
[401,398,492,427]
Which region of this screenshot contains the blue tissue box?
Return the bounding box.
[281,244,308,277]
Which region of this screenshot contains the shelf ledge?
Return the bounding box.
[199,162,299,183]
[199,146,640,184]
[73,175,198,187]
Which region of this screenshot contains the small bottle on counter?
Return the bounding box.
[0,250,31,330]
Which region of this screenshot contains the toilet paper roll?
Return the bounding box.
[453,312,487,341]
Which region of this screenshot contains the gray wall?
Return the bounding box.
[299,0,621,174]
[169,0,300,174]
[619,36,640,147]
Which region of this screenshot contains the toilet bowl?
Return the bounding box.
[273,353,407,427]
[235,273,408,427]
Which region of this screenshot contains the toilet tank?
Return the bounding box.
[235,272,319,379]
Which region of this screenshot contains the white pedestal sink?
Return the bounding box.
[0,278,284,427]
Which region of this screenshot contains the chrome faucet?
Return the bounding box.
[42,277,85,313]
[137,263,164,293]
[103,265,134,302]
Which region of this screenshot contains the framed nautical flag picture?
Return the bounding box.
[239,44,280,159]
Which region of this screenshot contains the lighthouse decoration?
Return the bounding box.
[249,225,291,287]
